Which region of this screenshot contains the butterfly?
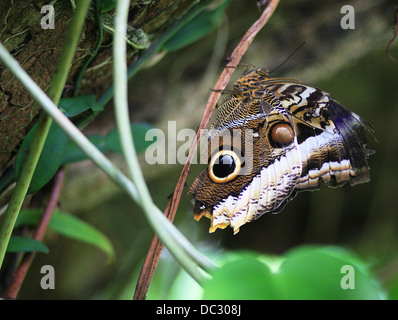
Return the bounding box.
[189,67,374,234]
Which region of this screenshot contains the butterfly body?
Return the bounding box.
[190,68,373,234]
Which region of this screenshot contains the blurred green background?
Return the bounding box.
[17,0,398,299]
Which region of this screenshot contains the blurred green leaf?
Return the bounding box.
[62,135,107,165]
[16,95,102,194]
[16,209,115,262]
[7,236,49,254]
[202,256,279,299]
[100,0,116,13]
[16,121,69,194]
[59,95,102,117]
[49,211,115,263]
[279,246,384,299]
[201,246,385,300]
[105,122,154,154]
[386,275,398,300]
[162,0,230,52]
[62,122,154,165]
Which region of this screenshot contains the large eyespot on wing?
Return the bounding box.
[268,122,295,148]
[327,100,374,185]
[208,150,242,183]
[188,144,256,231]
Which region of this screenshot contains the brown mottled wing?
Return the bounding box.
[265,80,373,189]
[190,69,373,233]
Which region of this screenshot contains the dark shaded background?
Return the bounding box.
[17,0,398,299]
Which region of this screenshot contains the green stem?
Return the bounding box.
[0,0,216,283]
[0,114,51,266]
[0,0,91,271]
[0,43,140,202]
[73,0,103,97]
[0,39,215,282]
[0,15,215,287]
[113,0,213,284]
[49,0,91,103]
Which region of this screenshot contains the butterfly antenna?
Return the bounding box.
[269,41,306,74]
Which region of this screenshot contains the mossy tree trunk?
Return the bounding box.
[0,0,201,174]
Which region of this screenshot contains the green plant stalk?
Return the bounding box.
[0,41,215,282]
[0,43,140,200]
[113,0,214,284]
[0,114,51,267]
[0,0,91,270]
[113,0,134,180]
[0,1,216,283]
[73,0,103,97]
[49,0,91,103]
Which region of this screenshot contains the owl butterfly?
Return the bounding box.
[189,67,374,234]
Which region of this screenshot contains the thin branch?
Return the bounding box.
[133,0,280,300]
[386,7,398,63]
[113,0,214,287]
[3,169,65,299]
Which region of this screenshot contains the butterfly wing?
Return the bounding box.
[190,87,303,233]
[190,69,373,233]
[266,80,373,190]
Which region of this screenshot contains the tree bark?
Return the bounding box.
[0,0,200,174]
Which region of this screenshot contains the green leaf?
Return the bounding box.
[7,236,49,253]
[162,0,230,52]
[61,123,154,165]
[50,211,115,262]
[279,246,385,299]
[202,246,385,300]
[16,95,103,193]
[14,209,40,227]
[59,95,102,117]
[16,121,69,194]
[100,0,116,13]
[202,255,280,300]
[16,209,115,262]
[386,275,398,300]
[105,123,154,154]
[62,135,107,165]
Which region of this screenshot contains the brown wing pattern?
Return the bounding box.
[190,68,373,233]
